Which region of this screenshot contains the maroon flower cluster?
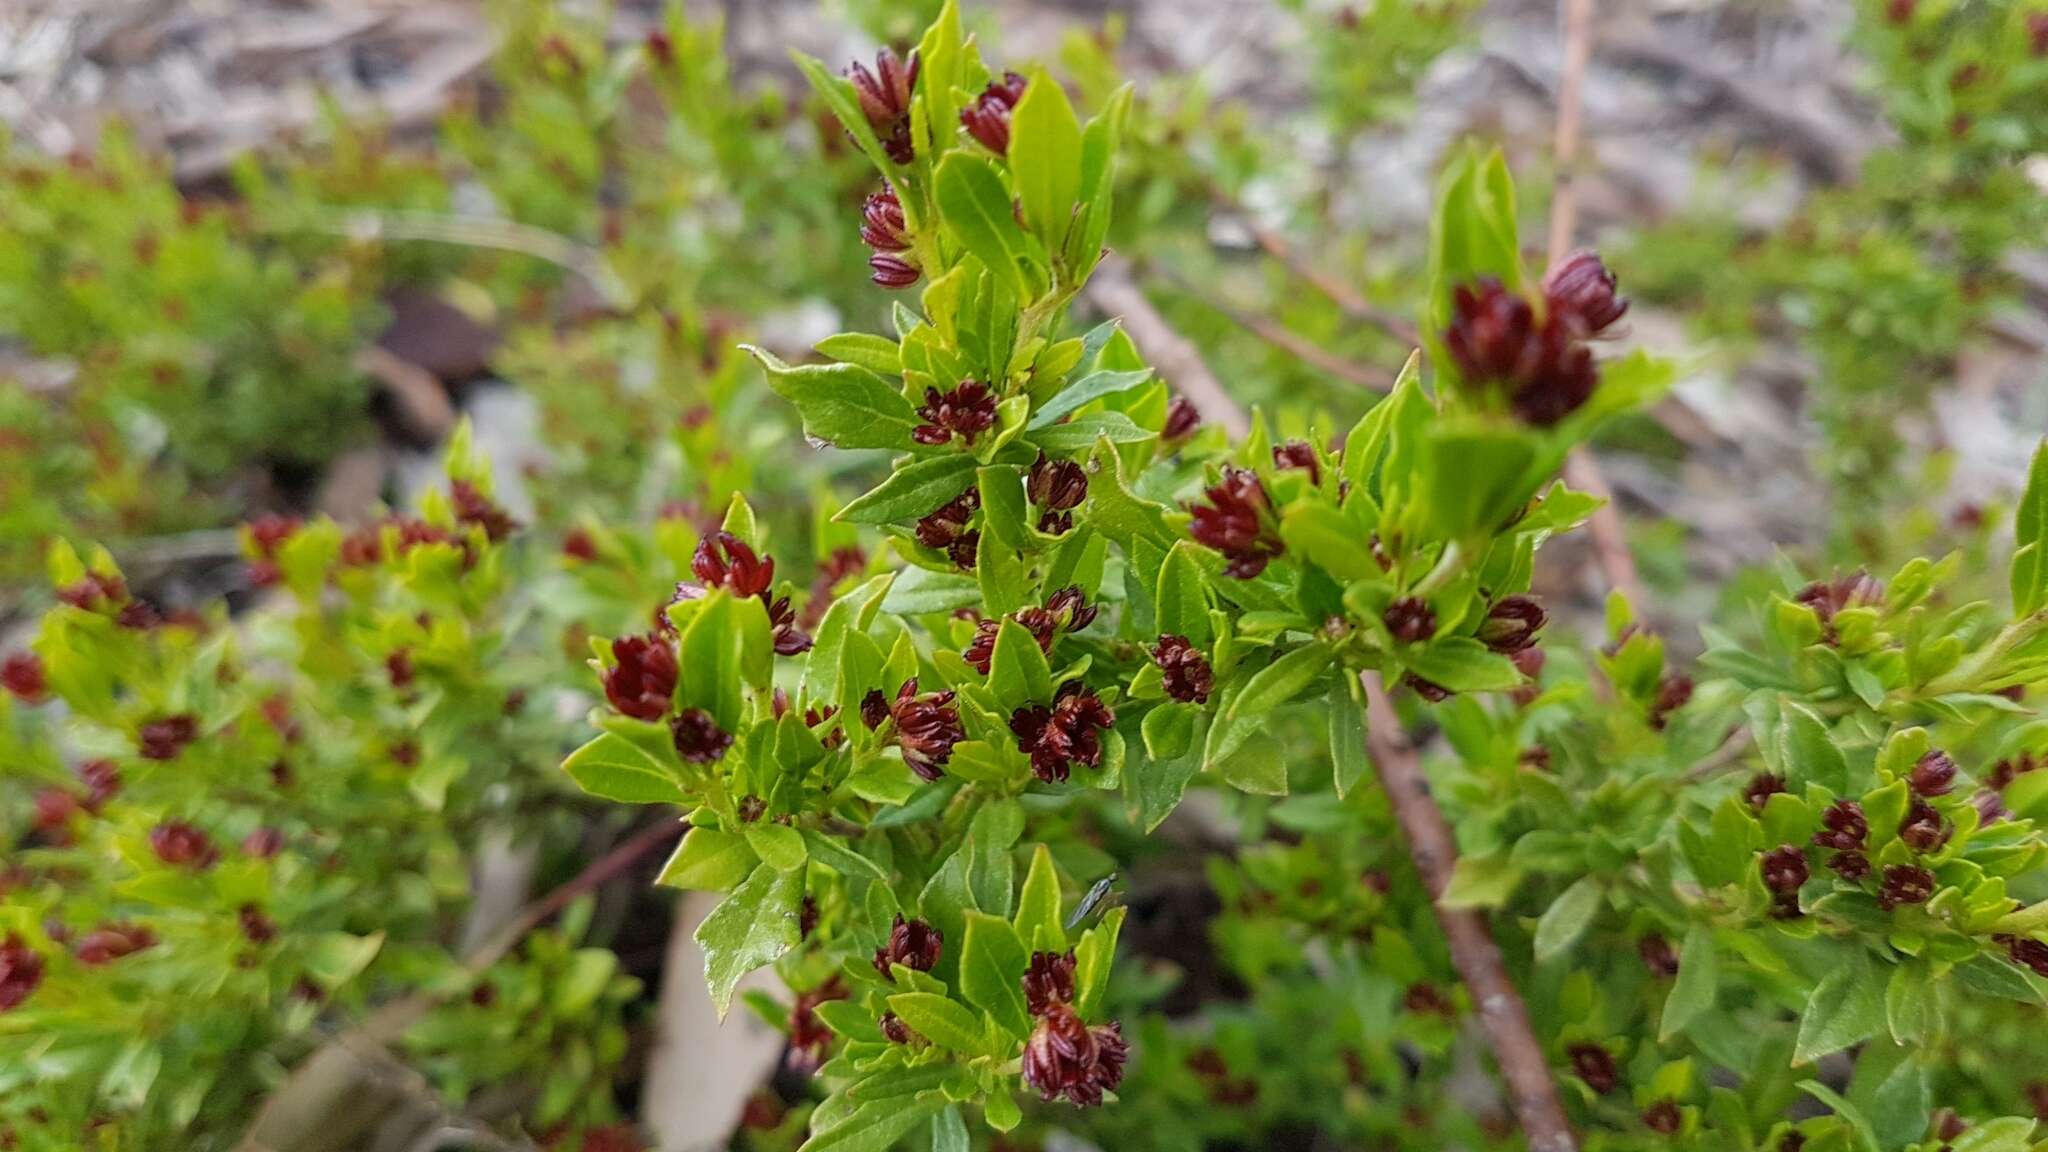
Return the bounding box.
[1813,799,1870,880]
[1878,863,1937,910]
[1019,950,1126,1107]
[872,914,943,977]
[1442,251,1628,426]
[671,707,733,764]
[1910,750,1958,796]
[1478,595,1547,652]
[450,480,518,542]
[138,713,199,761]
[1793,570,1882,646]
[150,821,219,870]
[1759,844,1808,918]
[1648,673,1693,731]
[603,634,679,722]
[960,71,1028,154]
[848,49,919,164]
[690,532,811,654]
[861,185,919,288]
[1011,683,1115,784]
[1744,772,1789,810]
[787,976,849,1071]
[1151,635,1214,704]
[57,570,128,612]
[1568,1042,1619,1095]
[916,488,981,569]
[1999,934,2048,979]
[1029,453,1088,534]
[963,587,1098,674]
[885,678,965,781]
[2,652,46,704]
[75,921,156,966]
[1382,597,1436,644]
[1163,396,1202,443]
[1638,935,1680,978]
[1188,468,1284,578]
[913,380,998,447]
[243,514,300,588]
[0,934,43,1013]
[1272,440,1320,483]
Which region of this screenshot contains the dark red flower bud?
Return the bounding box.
[737,795,766,823]
[1010,684,1115,784]
[960,71,1028,153]
[562,528,598,562]
[2030,11,2048,56]
[847,49,919,164]
[1568,1043,1619,1094]
[1022,1003,1127,1107]
[0,935,45,1012]
[1382,597,1436,644]
[861,689,891,730]
[1023,948,1078,1016]
[1404,672,1453,702]
[1813,800,1868,850]
[1638,935,1680,978]
[1641,1099,1682,1135]
[671,707,733,764]
[1910,750,1958,797]
[693,532,776,599]
[1760,845,1809,895]
[873,914,943,976]
[450,479,518,542]
[1162,395,1202,442]
[1045,586,1098,633]
[238,904,277,944]
[243,827,285,859]
[1885,0,1915,22]
[913,381,998,447]
[891,679,963,780]
[385,648,415,690]
[880,1010,914,1044]
[1402,982,1454,1017]
[1479,595,1547,652]
[1878,864,1937,910]
[1188,468,1284,579]
[78,760,121,809]
[1899,800,1951,853]
[2004,935,2048,978]
[117,599,161,631]
[800,895,820,939]
[74,922,155,966]
[787,976,849,1070]
[150,821,219,870]
[869,252,921,288]
[138,714,199,761]
[1793,571,1883,645]
[1443,278,1599,427]
[604,634,678,722]
[3,652,48,703]
[1649,674,1693,731]
[1932,1110,1968,1142]
[56,571,127,612]
[1272,440,1321,483]
[1828,850,1871,880]
[1743,773,1788,810]
[1151,635,1214,704]
[860,185,912,252]
[915,488,981,570]
[767,595,813,656]
[33,789,78,836]
[1542,251,1629,338]
[1029,453,1088,523]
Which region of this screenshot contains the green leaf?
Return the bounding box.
[1025,411,1154,452]
[959,912,1032,1040]
[1083,437,1174,549]
[1846,1042,1929,1150]
[696,863,804,1017]
[679,592,752,731]
[1532,876,1603,962]
[1779,702,1850,794]
[1950,1118,2039,1152]
[888,992,1000,1056]
[1155,541,1214,647]
[2013,439,2048,615]
[1229,643,1334,721]
[1659,926,1718,1040]
[1007,70,1084,251]
[988,618,1054,710]
[1029,369,1153,428]
[1073,905,1123,1019]
[879,567,982,615]
[1794,956,1884,1063]
[1422,422,1539,540]
[1796,1081,1882,1152]
[801,830,889,882]
[659,827,756,891]
[816,332,902,375]
[1884,962,1932,1044]
[1138,714,1206,831]
[1328,682,1371,799]
[563,733,687,805]
[932,1107,969,1152]
[1439,856,1525,909]
[745,823,808,872]
[304,931,385,989]
[934,154,1032,292]
[1401,638,1523,693]
[977,466,1028,550]
[838,455,982,526]
[1014,844,1065,953]
[798,1097,945,1152]
[1281,504,1381,582]
[744,345,919,451]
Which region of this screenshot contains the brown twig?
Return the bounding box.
[1213,191,1422,347]
[1359,672,1578,1152]
[466,816,684,973]
[1543,0,1648,613]
[1086,256,1252,439]
[1146,263,1395,391]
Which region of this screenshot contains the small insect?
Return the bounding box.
[1066,873,1118,930]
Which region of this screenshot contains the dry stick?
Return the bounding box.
[1546,0,1649,613]
[1219,196,1422,347]
[1360,672,1579,1152]
[1086,256,1252,439]
[1146,262,1395,391]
